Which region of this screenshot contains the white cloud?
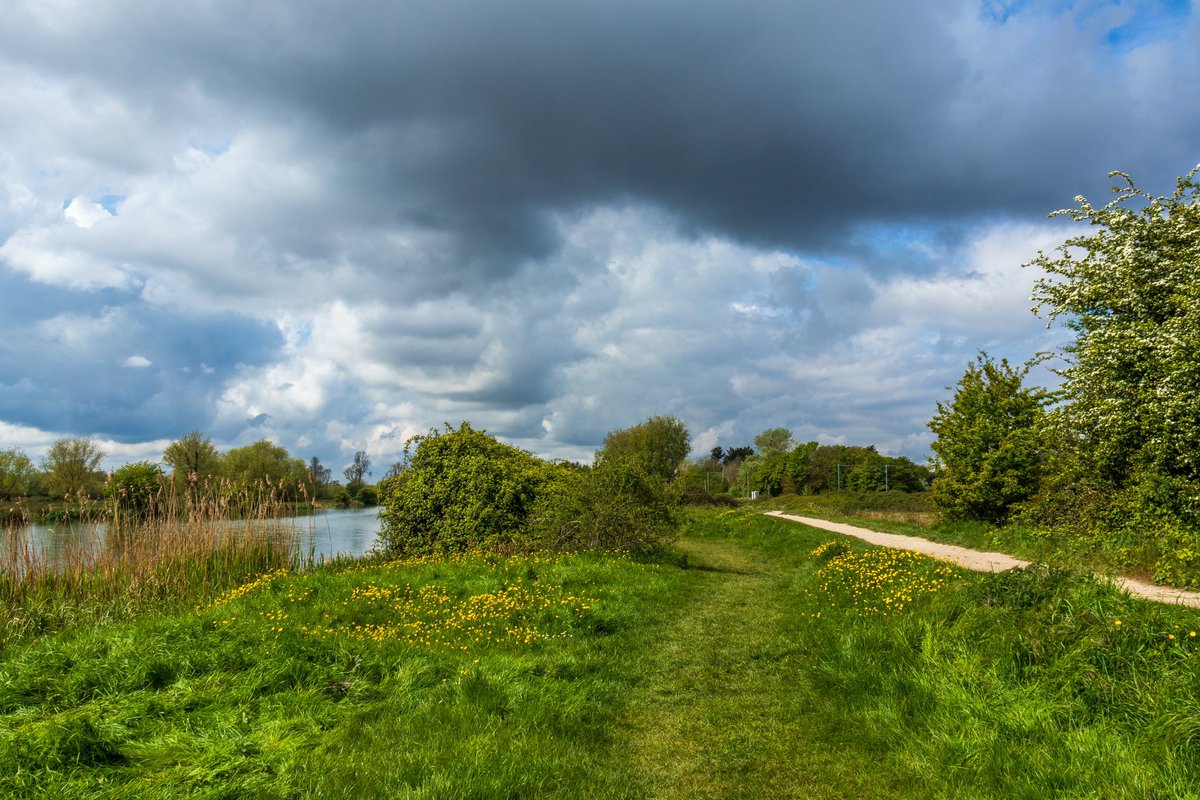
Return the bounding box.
[123,355,152,368]
[0,227,132,290]
[63,196,112,229]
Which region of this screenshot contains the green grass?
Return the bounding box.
[4,508,1200,797]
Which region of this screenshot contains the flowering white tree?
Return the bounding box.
[1028,167,1200,493]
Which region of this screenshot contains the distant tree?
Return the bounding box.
[754,427,795,457]
[0,448,36,499]
[221,440,308,495]
[599,416,690,483]
[344,450,372,495]
[308,456,332,488]
[722,446,753,465]
[163,431,220,488]
[709,446,725,464]
[787,441,820,493]
[928,354,1049,522]
[43,437,105,499]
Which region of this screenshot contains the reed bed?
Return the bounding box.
[0,476,310,649]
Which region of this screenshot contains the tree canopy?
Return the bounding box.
[1029,168,1200,490]
[42,437,105,499]
[927,354,1048,523]
[0,448,35,500]
[221,440,308,494]
[163,431,220,487]
[597,415,691,483]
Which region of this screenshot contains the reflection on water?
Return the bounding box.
[5,507,384,571]
[293,507,384,561]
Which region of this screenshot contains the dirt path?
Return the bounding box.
[765,511,1200,609]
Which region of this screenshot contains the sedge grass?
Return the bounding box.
[0,477,307,650]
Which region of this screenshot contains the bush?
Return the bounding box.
[106,462,164,518]
[528,457,679,552]
[378,422,683,557]
[378,423,560,556]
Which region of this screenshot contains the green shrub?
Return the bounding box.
[528,457,679,552]
[378,423,560,556]
[106,462,164,518]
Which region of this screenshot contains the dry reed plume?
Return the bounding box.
[0,475,313,648]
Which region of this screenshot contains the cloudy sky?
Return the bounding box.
[1,0,1197,475]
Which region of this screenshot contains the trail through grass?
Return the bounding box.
[626,535,906,799]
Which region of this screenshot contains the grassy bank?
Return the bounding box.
[3,508,1200,797]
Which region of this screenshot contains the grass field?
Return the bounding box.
[3,508,1200,797]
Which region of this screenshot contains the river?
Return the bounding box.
[8,507,384,568]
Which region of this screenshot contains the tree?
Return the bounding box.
[308,457,332,488]
[0,448,35,499]
[43,437,105,498]
[343,450,371,495]
[1029,168,1200,490]
[598,416,690,483]
[221,440,308,495]
[722,446,753,465]
[928,354,1049,522]
[163,431,220,488]
[754,427,795,457]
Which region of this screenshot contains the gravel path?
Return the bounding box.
[765,511,1200,609]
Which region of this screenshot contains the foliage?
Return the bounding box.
[1029,168,1200,490]
[162,430,220,489]
[722,446,753,464]
[344,450,371,495]
[220,439,309,497]
[928,353,1049,523]
[1019,168,1200,577]
[598,415,690,483]
[753,427,794,456]
[673,461,729,499]
[42,437,105,499]
[308,456,332,490]
[105,461,163,517]
[378,422,558,555]
[530,457,679,551]
[0,448,35,500]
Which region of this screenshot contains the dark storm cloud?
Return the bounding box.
[2,0,1198,467]
[6,0,1196,278]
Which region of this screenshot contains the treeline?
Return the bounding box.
[0,431,378,521]
[927,168,1200,586]
[377,415,930,558]
[675,427,929,501]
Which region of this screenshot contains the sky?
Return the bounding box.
[1,0,1197,477]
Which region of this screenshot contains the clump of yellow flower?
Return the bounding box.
[300,577,595,649]
[209,567,290,609]
[206,552,601,652]
[813,548,960,615]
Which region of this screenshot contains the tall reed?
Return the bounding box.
[0,474,312,649]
